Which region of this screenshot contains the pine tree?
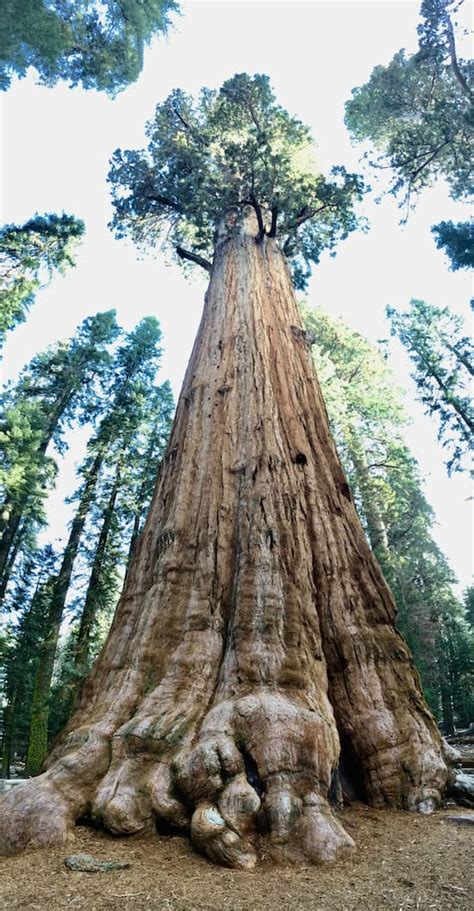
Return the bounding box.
[387,299,473,473]
[25,317,164,775]
[0,214,84,346]
[302,305,473,730]
[0,310,119,594]
[431,220,474,271]
[345,0,473,259]
[1,547,58,777]
[72,381,174,693]
[124,381,174,568]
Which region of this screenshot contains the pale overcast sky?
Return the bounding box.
[1,1,472,589]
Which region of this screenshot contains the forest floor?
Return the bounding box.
[1,804,472,911]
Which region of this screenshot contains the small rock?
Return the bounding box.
[64,853,131,873]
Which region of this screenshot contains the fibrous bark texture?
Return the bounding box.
[0,212,448,868]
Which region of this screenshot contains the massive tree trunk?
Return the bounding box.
[0,212,448,868]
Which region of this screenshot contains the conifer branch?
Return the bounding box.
[176,246,212,272]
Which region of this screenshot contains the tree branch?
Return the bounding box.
[446,342,473,376]
[169,106,206,146]
[283,201,336,234]
[282,237,295,256]
[366,462,404,472]
[249,194,266,242]
[146,193,182,212]
[268,205,278,238]
[445,13,473,102]
[176,246,212,272]
[403,131,461,217]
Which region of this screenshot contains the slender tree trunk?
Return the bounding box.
[125,512,141,572]
[0,386,76,581]
[125,444,157,572]
[437,626,456,736]
[25,452,104,775]
[126,440,159,570]
[0,212,448,867]
[347,441,391,567]
[0,512,22,583]
[438,665,455,737]
[1,686,17,779]
[0,526,24,603]
[446,342,473,377]
[70,465,121,707]
[428,365,474,436]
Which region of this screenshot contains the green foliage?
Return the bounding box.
[118,380,174,558]
[431,219,474,270]
[302,305,405,439]
[50,379,174,731]
[23,316,170,766]
[0,310,119,592]
[109,73,366,288]
[0,399,55,532]
[0,0,178,93]
[345,0,473,216]
[304,304,473,727]
[464,585,474,628]
[387,299,473,473]
[1,547,58,776]
[0,213,85,347]
[439,609,474,725]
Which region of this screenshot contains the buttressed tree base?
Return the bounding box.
[0,211,450,868]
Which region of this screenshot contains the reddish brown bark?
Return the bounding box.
[0,211,449,868]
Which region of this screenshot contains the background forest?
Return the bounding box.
[1,0,472,780]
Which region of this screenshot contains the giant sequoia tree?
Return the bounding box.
[0,75,451,868]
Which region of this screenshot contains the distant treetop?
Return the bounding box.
[0,0,179,93]
[0,213,85,347]
[345,0,473,213]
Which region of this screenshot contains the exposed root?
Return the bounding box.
[0,686,447,866]
[172,692,355,867]
[0,692,355,867]
[0,775,77,855]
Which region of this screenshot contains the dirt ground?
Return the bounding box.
[1,805,472,911]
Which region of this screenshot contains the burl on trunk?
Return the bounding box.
[0,213,448,868]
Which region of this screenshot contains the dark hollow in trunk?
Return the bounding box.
[0,213,448,868]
